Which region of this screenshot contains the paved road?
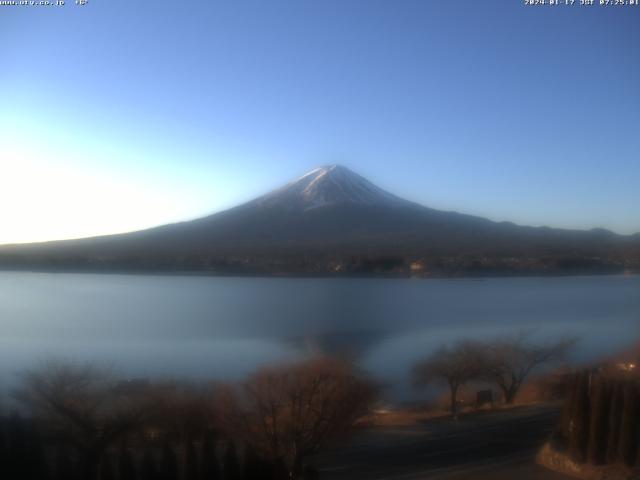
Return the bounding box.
[313,405,571,480]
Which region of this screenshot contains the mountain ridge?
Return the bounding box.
[0,165,638,276]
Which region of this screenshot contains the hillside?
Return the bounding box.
[1,165,638,276]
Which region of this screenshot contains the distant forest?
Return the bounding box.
[0,250,637,277]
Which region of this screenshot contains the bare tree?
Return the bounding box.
[148,381,215,443]
[479,333,574,404]
[17,360,155,480]
[413,341,484,420]
[218,356,376,480]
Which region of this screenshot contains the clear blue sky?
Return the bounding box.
[1,0,639,243]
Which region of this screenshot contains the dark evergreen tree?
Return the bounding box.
[272,459,288,480]
[635,419,640,468]
[560,372,579,440]
[200,432,220,480]
[81,449,104,480]
[54,446,76,480]
[118,448,138,480]
[141,449,158,480]
[24,426,49,480]
[587,376,609,465]
[7,413,28,479]
[222,441,241,480]
[99,454,115,480]
[6,414,49,479]
[618,382,639,466]
[0,418,7,478]
[606,379,624,464]
[160,442,179,480]
[185,441,199,480]
[301,464,319,480]
[243,446,268,480]
[568,370,590,463]
[8,418,49,480]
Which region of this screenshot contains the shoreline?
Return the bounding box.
[0,266,636,280]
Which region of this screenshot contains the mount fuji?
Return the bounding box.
[250,164,410,211]
[0,165,638,275]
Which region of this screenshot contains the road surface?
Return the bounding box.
[313,405,570,480]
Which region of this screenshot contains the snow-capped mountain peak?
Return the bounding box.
[254,165,407,210]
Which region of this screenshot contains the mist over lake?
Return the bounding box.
[1,272,638,401]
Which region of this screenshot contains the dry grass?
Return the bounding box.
[537,442,640,480]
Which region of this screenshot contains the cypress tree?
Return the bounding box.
[243,446,266,480]
[54,446,76,480]
[606,379,624,464]
[99,455,115,480]
[301,464,319,480]
[272,459,288,480]
[222,441,241,480]
[7,412,28,478]
[587,375,609,465]
[0,418,7,478]
[160,442,179,480]
[618,382,639,466]
[568,370,590,463]
[118,448,138,480]
[25,426,49,480]
[560,372,579,440]
[200,432,220,480]
[6,413,50,479]
[185,441,199,480]
[141,449,158,480]
[635,413,640,468]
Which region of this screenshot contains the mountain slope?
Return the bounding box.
[1,165,638,275]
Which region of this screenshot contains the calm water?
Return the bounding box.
[1,272,639,401]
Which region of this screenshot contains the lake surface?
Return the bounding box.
[1,272,638,402]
